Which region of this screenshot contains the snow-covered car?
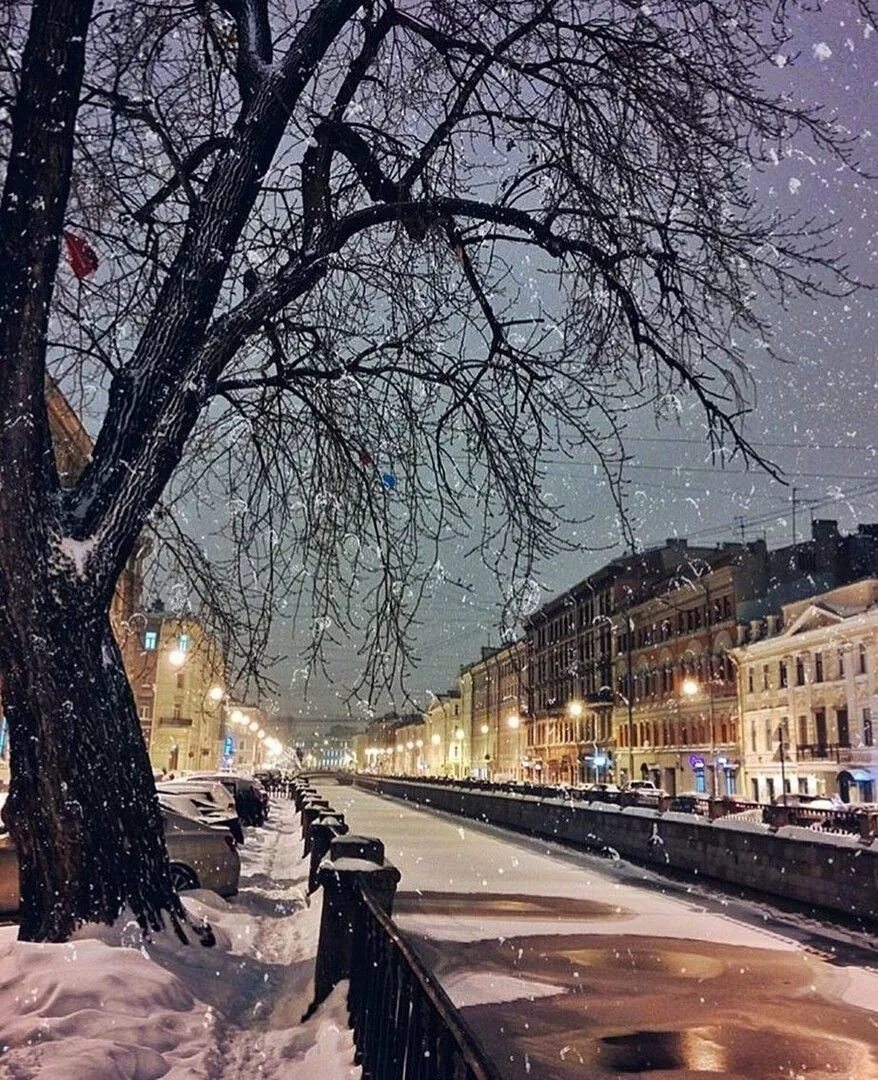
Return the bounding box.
[157,780,244,843]
[670,791,711,814]
[0,808,240,916]
[157,791,244,845]
[189,773,269,826]
[623,780,669,805]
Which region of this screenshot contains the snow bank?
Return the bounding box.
[0,798,360,1079]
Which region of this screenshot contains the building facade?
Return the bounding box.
[464,642,527,780]
[422,692,465,777]
[613,555,746,796]
[126,609,226,774]
[732,579,878,804]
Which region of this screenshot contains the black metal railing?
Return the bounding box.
[797,743,852,762]
[348,886,501,1080]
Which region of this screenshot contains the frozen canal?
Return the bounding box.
[324,782,878,1078]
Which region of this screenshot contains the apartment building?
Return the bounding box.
[732,579,877,804]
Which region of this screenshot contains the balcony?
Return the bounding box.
[158,715,193,728]
[796,742,851,763]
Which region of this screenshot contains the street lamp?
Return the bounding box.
[680,671,717,796]
[168,648,186,668]
[209,684,225,702]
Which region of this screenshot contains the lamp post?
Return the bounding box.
[567,700,583,785]
[507,713,521,781]
[682,673,717,797]
[778,721,788,807]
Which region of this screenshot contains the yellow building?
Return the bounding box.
[423,692,466,777]
[732,579,878,804]
[126,610,225,774]
[392,719,427,775]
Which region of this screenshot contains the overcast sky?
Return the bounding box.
[272,5,876,724]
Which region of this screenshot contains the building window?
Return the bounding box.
[172,704,181,721]
[795,657,805,686]
[750,722,757,753]
[144,630,158,650]
[762,665,770,691]
[138,701,151,719]
[837,648,846,678]
[814,652,823,683]
[864,708,874,747]
[779,661,788,688]
[694,769,706,794]
[858,642,867,675]
[797,715,808,746]
[747,667,754,693]
[724,771,737,796]
[176,672,185,690]
[179,633,190,652]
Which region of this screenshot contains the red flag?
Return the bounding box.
[62,230,99,279]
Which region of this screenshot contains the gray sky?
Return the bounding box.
[279,5,877,722]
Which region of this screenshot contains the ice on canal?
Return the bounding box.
[327,782,878,1079]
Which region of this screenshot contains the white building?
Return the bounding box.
[731,579,877,804]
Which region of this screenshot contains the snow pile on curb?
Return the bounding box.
[0,800,360,1079]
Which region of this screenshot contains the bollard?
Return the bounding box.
[303,803,336,856]
[310,835,401,1012]
[308,814,349,893]
[300,798,331,841]
[294,786,317,812]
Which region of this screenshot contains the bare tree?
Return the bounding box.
[0,0,867,940]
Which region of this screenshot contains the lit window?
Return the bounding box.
[144,631,158,650]
[179,634,190,652]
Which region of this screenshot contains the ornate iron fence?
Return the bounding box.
[348,886,502,1080]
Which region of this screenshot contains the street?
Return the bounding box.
[327,782,878,1079]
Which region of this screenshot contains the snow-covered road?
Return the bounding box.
[326,781,878,1079]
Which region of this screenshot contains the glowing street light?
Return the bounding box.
[249,720,259,732]
[230,709,245,725]
[167,648,186,668]
[682,677,699,697]
[431,733,441,746]
[567,700,583,718]
[507,714,520,729]
[208,685,224,702]
[480,723,490,735]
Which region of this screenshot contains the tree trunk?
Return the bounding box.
[0,582,182,942]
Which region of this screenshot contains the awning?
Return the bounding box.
[838,768,873,783]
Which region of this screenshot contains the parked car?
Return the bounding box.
[770,793,844,810]
[189,773,269,826]
[670,791,711,814]
[157,780,244,843]
[157,791,244,845]
[0,808,240,916]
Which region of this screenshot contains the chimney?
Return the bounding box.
[749,619,762,642]
[766,614,779,637]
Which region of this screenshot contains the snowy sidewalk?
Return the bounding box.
[0,798,360,1079]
